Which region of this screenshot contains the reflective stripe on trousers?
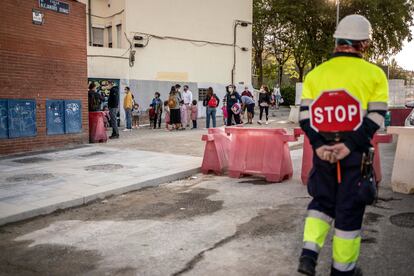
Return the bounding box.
[333,228,361,272]
[302,210,333,253]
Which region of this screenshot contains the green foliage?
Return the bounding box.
[280,85,296,106]
[253,0,414,84]
[253,0,272,85]
[262,60,278,88]
[340,0,414,58]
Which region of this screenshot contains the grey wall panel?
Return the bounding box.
[118,79,198,126]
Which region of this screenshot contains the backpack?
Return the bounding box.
[168,96,177,108]
[88,91,101,111]
[208,95,218,107]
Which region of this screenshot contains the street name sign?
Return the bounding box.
[39,0,70,14]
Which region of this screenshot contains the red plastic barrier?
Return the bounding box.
[371,133,393,183]
[389,108,413,126]
[201,128,232,175]
[294,128,313,185]
[89,112,107,143]
[225,127,297,182]
[295,128,392,185]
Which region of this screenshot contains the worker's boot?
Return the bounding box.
[330,267,363,276]
[353,267,363,276]
[298,255,316,276]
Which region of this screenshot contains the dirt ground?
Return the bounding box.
[1,147,413,276]
[0,175,214,275]
[0,174,306,276]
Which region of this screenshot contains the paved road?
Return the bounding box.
[1,143,413,276]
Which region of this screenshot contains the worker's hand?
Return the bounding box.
[328,143,351,161]
[315,146,334,162]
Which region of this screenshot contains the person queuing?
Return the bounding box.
[203,87,220,128]
[123,86,133,132]
[163,100,171,131]
[241,86,254,98]
[225,85,242,126]
[168,86,182,130]
[297,15,388,276]
[241,94,255,124]
[131,103,140,129]
[241,86,254,120]
[88,82,102,112]
[221,101,228,126]
[150,92,163,129]
[175,84,182,99]
[191,100,198,129]
[258,85,272,125]
[108,85,120,139]
[180,99,188,129]
[182,85,193,128]
[274,84,282,109]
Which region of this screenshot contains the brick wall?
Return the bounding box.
[0,0,88,155]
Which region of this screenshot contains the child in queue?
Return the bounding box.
[164,100,171,131]
[221,102,228,126]
[191,100,198,129]
[148,105,155,129]
[131,103,140,129]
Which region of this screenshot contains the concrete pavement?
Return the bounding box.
[0,146,201,226]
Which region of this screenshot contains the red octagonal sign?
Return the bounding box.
[310,90,362,133]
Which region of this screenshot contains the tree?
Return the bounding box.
[252,0,414,85]
[340,0,414,59]
[271,0,336,67]
[266,18,293,86]
[252,0,272,86]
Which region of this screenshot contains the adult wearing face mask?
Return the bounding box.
[225,85,242,126]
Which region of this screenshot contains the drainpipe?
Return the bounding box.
[88,0,92,46]
[231,22,238,86]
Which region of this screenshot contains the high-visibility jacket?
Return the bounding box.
[299,52,389,152]
[299,52,389,275]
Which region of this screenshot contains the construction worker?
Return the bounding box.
[297,15,388,276]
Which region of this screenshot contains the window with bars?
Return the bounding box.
[198,88,208,101]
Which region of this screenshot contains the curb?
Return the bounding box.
[0,167,200,226]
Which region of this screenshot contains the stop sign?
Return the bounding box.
[310,90,362,133]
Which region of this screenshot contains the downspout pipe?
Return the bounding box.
[231,22,238,86]
[88,0,92,46]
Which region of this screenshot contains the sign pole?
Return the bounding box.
[337,162,342,184]
[334,133,342,184]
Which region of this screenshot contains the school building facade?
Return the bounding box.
[81,0,253,123]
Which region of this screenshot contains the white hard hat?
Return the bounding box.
[333,14,372,41]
